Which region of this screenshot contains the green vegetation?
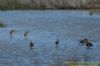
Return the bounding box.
[0,22,6,28]
[0,0,100,10]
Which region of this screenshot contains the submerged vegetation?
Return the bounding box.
[0,22,6,28]
[0,0,100,10]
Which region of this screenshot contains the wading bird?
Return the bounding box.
[29,41,34,49]
[90,12,93,16]
[24,31,29,37]
[10,29,16,37]
[55,39,60,47]
[80,38,93,48]
[79,38,88,45]
[85,41,93,48]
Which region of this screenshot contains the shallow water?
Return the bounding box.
[0,10,100,66]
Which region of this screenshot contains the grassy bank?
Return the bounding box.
[0,0,100,10]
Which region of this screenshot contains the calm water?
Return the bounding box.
[0,10,100,66]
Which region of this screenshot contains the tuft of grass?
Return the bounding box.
[0,22,7,28]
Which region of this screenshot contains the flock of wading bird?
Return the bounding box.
[9,29,93,49]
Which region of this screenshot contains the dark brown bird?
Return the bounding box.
[80,38,93,48]
[80,38,88,45]
[80,39,85,44]
[30,42,34,49]
[10,29,16,37]
[85,42,93,48]
[90,12,93,16]
[24,31,29,37]
[55,39,59,47]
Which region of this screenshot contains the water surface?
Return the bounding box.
[0,10,100,66]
